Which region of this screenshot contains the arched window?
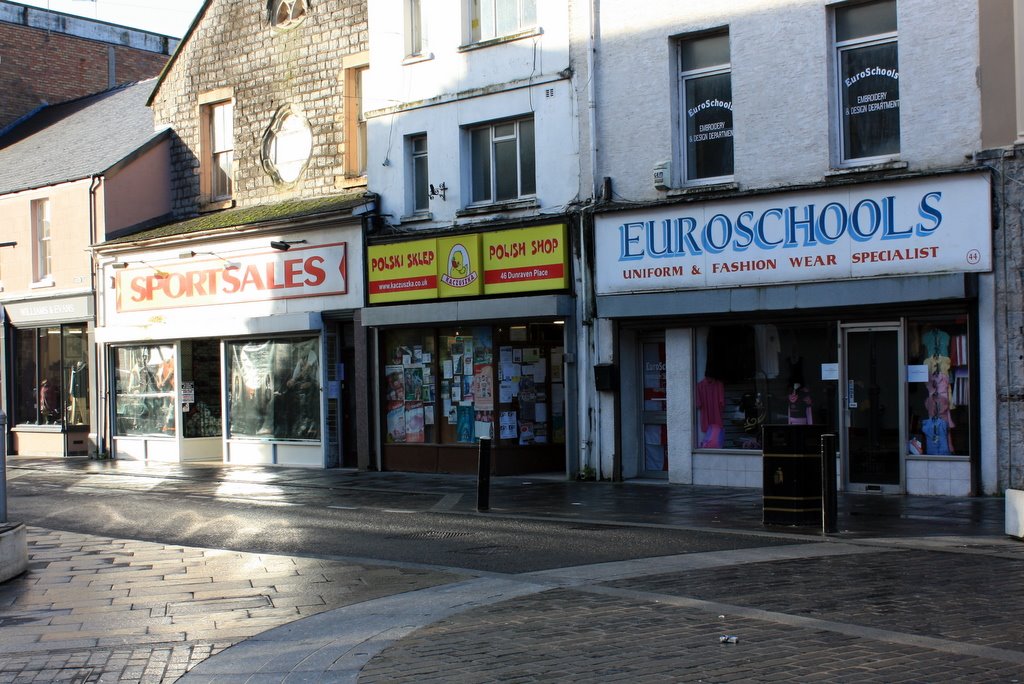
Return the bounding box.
[271,0,307,29]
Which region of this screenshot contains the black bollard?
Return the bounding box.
[477,436,491,512]
[820,433,838,534]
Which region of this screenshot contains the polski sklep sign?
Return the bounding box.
[594,174,991,295]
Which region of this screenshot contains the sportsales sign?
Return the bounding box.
[594,174,991,295]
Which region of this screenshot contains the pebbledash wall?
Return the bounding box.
[580,0,1000,497]
[0,0,175,130]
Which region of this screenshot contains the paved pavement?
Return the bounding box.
[1,456,1022,682]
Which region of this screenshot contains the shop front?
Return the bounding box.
[1,295,95,457]
[594,172,995,496]
[363,222,576,475]
[95,225,363,468]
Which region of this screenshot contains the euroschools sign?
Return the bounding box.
[594,174,991,295]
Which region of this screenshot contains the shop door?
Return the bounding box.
[640,336,668,477]
[842,325,902,492]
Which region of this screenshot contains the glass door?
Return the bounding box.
[842,325,903,492]
[640,336,668,477]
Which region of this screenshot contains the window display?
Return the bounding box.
[114,344,176,437]
[381,324,565,447]
[182,339,222,439]
[906,317,970,457]
[14,323,89,428]
[227,337,320,441]
[694,322,836,450]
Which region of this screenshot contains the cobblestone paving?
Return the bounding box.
[0,528,459,683]
[358,586,1024,683]
[613,549,1024,651]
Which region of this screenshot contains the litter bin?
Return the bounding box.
[762,424,826,525]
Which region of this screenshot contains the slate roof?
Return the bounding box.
[0,79,164,196]
[99,193,369,247]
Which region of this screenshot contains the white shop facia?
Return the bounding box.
[95,225,364,468]
[593,172,996,496]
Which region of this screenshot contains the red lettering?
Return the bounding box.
[129,275,151,302]
[222,268,241,293]
[241,264,265,290]
[304,256,326,286]
[284,258,304,287]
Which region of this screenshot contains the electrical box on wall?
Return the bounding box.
[594,363,618,392]
[653,160,672,191]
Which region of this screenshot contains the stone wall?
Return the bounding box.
[980,145,1024,492]
[150,0,368,219]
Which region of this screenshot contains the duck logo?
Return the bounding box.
[441,243,478,288]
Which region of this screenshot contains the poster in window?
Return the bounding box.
[457,405,475,443]
[473,364,494,410]
[386,401,406,442]
[462,374,474,403]
[404,367,423,402]
[474,410,493,439]
[519,421,535,445]
[551,348,563,382]
[473,327,492,364]
[424,404,435,425]
[405,402,425,443]
[499,411,517,439]
[551,383,564,416]
[385,365,404,401]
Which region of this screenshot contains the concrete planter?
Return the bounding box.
[0,523,28,582]
[1006,490,1024,539]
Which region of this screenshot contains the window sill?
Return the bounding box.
[826,160,907,178]
[337,175,368,190]
[200,198,235,213]
[455,198,539,217]
[403,52,434,65]
[458,27,543,52]
[29,278,54,290]
[400,211,433,224]
[666,181,739,198]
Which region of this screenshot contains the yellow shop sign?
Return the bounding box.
[367,238,438,304]
[437,234,482,298]
[482,224,568,295]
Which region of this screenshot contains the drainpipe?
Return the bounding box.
[88,175,107,458]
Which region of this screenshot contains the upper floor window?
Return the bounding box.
[344,59,369,178]
[31,198,51,281]
[679,32,733,184]
[199,91,234,206]
[409,134,429,213]
[272,0,307,29]
[834,0,899,165]
[469,116,535,204]
[470,0,536,43]
[406,0,424,56]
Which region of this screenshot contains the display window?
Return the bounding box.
[14,323,88,427]
[694,322,837,450]
[906,316,970,457]
[114,344,176,437]
[381,323,566,447]
[181,339,223,439]
[226,337,321,441]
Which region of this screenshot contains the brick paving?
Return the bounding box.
[0,528,460,683]
[358,544,1024,683]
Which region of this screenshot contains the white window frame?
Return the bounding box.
[467,116,536,206]
[678,33,733,186]
[833,0,900,167]
[406,0,424,57]
[468,0,537,43]
[32,198,51,282]
[409,134,429,214]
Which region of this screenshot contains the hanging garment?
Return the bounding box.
[695,377,725,432]
[952,367,969,407]
[922,417,951,456]
[925,370,954,428]
[921,328,951,359]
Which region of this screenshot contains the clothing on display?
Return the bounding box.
[787,384,813,425]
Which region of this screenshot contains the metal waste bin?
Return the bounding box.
[762,424,826,525]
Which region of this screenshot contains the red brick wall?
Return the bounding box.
[0,23,169,129]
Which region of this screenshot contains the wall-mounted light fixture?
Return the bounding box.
[178,250,240,270]
[270,239,308,251]
[0,241,16,248]
[429,182,447,201]
[110,260,169,279]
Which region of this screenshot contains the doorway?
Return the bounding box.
[842,324,902,492]
[639,335,667,477]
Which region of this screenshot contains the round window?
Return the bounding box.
[262,108,313,184]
